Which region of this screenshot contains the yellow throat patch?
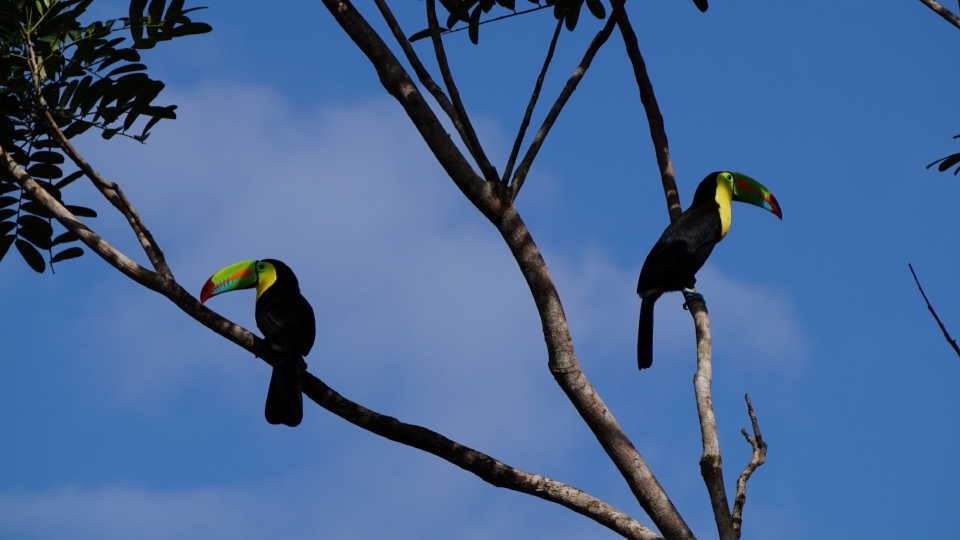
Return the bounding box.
[255,262,277,300]
[716,175,733,240]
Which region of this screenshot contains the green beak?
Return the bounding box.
[731,172,782,220]
[200,260,259,304]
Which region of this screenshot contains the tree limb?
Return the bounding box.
[685,293,736,540]
[502,16,563,188]
[22,31,172,277]
[509,3,623,199]
[371,0,462,149]
[2,142,660,540]
[615,10,681,221]
[908,263,960,357]
[732,394,767,539]
[426,0,500,183]
[316,1,694,537]
[918,0,960,30]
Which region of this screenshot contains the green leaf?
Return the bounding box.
[469,5,481,43]
[55,170,84,188]
[0,222,15,236]
[51,246,83,263]
[0,235,14,262]
[585,0,605,19]
[0,209,16,221]
[52,230,79,245]
[0,196,18,209]
[439,0,470,22]
[495,0,515,9]
[480,0,495,12]
[29,150,65,165]
[408,28,432,42]
[565,0,584,30]
[20,201,56,219]
[64,204,97,218]
[0,184,19,195]
[26,163,63,180]
[106,63,146,77]
[15,239,46,273]
[129,0,148,44]
[937,153,960,173]
[18,215,53,249]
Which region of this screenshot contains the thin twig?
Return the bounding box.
[372,0,461,142]
[909,263,960,357]
[918,0,960,30]
[732,394,767,539]
[21,31,172,278]
[502,16,563,188]
[615,9,681,221]
[426,0,500,183]
[2,142,661,540]
[441,5,551,37]
[685,291,736,540]
[510,2,623,199]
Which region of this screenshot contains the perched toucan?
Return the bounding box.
[200,259,316,427]
[636,171,781,370]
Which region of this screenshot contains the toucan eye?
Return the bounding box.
[258,264,265,271]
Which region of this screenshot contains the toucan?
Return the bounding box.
[636,171,781,370]
[200,259,316,427]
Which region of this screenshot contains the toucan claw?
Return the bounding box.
[682,288,704,309]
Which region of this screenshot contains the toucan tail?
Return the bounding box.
[265,354,304,427]
[638,297,656,370]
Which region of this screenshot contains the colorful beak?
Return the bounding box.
[731,172,782,220]
[200,260,259,304]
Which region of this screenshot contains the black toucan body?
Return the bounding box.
[201,259,316,427]
[636,172,781,370]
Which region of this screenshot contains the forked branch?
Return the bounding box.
[1,143,659,540]
[509,2,624,199]
[22,33,172,278]
[426,0,500,183]
[732,394,767,539]
[502,16,564,187]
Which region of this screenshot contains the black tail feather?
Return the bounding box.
[265,354,304,427]
[638,297,655,370]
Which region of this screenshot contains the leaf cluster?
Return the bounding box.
[412,0,607,44]
[0,0,210,273]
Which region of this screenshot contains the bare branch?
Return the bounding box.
[615,10,681,221]
[918,0,960,30]
[732,394,767,539]
[21,32,172,277]
[498,205,694,540]
[510,4,623,199]
[909,263,960,357]
[685,292,736,540]
[4,142,662,540]
[303,374,663,540]
[372,0,462,143]
[426,0,500,183]
[503,16,563,188]
[318,1,694,536]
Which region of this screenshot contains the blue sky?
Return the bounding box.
[1,0,959,538]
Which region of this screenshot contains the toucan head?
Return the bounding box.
[200,258,296,304]
[693,171,782,220]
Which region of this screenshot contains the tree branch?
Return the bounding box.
[918,0,960,30]
[316,1,694,537]
[685,292,736,540]
[426,0,500,184]
[302,374,662,540]
[732,394,767,539]
[615,10,681,221]
[502,16,563,188]
[22,31,172,277]
[509,3,623,199]
[371,0,462,146]
[3,142,661,540]
[908,263,960,357]
[497,204,694,540]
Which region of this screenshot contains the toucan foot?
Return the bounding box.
[681,288,704,309]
